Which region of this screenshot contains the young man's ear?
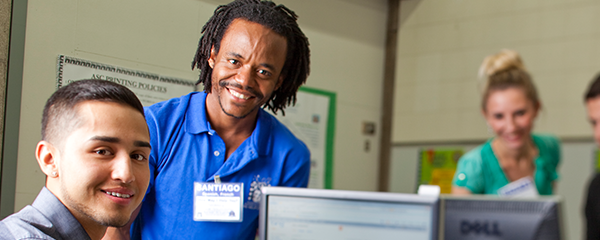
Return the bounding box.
[36,140,59,178]
[208,46,216,69]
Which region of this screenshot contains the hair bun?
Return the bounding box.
[478,49,526,79]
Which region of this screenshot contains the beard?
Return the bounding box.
[60,184,130,228]
[216,80,266,119]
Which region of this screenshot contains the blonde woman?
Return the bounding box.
[452,49,560,195]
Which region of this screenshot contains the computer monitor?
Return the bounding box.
[440,195,564,240]
[259,187,439,240]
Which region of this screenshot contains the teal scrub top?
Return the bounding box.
[452,134,561,195]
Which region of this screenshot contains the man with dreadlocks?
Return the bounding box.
[103,0,310,239]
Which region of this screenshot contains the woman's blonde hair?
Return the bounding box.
[479,49,540,111]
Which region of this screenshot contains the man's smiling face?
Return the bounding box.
[207,18,287,119]
[52,101,151,228]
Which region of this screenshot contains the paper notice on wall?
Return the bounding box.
[272,89,335,189]
[57,55,195,106]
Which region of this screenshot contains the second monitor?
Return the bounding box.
[441,195,564,240]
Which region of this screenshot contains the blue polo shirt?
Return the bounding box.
[131,92,310,240]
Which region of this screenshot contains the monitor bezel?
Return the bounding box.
[259,186,440,240]
[438,194,565,240]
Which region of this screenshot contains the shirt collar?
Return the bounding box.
[185,91,212,134]
[32,187,91,240]
[184,91,272,156]
[207,109,273,180]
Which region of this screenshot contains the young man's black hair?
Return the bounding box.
[191,0,310,115]
[585,73,600,101]
[42,79,144,144]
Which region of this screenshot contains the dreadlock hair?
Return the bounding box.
[191,0,310,115]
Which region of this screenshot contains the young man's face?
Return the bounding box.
[43,101,151,228]
[207,18,287,119]
[587,96,600,145]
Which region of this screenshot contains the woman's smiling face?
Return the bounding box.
[483,87,539,150]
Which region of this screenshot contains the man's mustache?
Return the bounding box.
[219,81,264,99]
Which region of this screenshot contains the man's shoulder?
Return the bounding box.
[258,110,308,149]
[144,92,207,133]
[0,221,13,240]
[0,206,55,240]
[260,111,290,134]
[145,92,202,115]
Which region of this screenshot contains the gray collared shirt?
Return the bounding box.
[0,187,90,240]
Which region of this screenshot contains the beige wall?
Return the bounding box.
[279,0,387,191]
[394,0,600,143]
[14,0,387,210]
[392,1,600,239]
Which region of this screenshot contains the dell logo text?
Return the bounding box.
[460,220,502,236]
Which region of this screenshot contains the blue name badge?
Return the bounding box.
[193,182,244,222]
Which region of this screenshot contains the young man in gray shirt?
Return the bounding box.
[0,79,151,240]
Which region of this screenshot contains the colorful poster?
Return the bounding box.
[417,149,463,194]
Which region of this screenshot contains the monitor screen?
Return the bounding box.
[441,195,563,240]
[259,187,439,240]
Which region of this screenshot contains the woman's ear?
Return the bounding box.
[36,140,58,178]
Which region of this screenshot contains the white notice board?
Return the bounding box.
[57,55,195,106]
[272,87,336,189]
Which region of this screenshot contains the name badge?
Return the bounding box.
[193,182,244,222]
[497,176,539,197]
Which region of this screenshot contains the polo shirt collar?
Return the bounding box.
[184,91,272,157]
[208,109,273,179]
[185,91,212,135]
